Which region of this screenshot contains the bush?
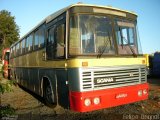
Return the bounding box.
[0,80,16,117]
[0,81,14,94]
[0,105,15,117]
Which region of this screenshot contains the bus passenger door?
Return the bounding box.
[46,20,69,109]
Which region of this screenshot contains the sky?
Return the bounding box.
[0,0,160,54]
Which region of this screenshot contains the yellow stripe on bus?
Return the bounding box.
[11,57,146,68]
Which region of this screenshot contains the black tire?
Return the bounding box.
[44,81,56,107]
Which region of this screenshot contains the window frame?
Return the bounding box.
[69,14,116,57]
[33,25,45,51]
[114,18,139,55]
[46,18,66,60]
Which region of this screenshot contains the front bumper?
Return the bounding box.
[69,83,149,112]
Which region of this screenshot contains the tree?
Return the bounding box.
[0,10,19,56]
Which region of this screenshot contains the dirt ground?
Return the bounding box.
[1,77,160,120]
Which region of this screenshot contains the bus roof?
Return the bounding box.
[47,3,137,22]
[12,3,137,47]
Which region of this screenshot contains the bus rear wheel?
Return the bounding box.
[44,81,56,107]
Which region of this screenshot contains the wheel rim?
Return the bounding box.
[45,84,54,103]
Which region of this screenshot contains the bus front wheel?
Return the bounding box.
[44,81,56,107]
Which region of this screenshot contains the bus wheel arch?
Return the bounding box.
[42,76,57,107]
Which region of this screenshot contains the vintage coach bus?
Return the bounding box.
[10,3,148,112]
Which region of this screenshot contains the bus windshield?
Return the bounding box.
[69,14,142,57]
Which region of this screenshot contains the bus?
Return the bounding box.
[2,48,10,79]
[10,3,148,112]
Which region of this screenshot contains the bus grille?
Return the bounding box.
[81,66,147,91]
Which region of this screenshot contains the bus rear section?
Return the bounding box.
[2,48,10,79]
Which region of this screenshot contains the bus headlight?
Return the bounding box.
[84,98,91,106]
[143,89,147,95]
[93,97,100,105]
[138,90,142,96]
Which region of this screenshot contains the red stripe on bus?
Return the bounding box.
[69,83,148,112]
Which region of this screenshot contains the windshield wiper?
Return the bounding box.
[97,38,110,58]
[119,27,137,57]
[122,36,137,57]
[97,46,106,58]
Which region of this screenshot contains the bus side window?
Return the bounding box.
[10,48,12,58]
[47,22,65,59]
[26,37,29,52]
[54,23,65,58]
[34,26,45,50]
[13,46,16,57]
[34,30,39,50]
[22,39,25,54]
[19,41,22,55]
[28,34,33,51]
[26,34,33,52]
[47,26,56,59]
[39,28,45,48]
[15,43,19,56]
